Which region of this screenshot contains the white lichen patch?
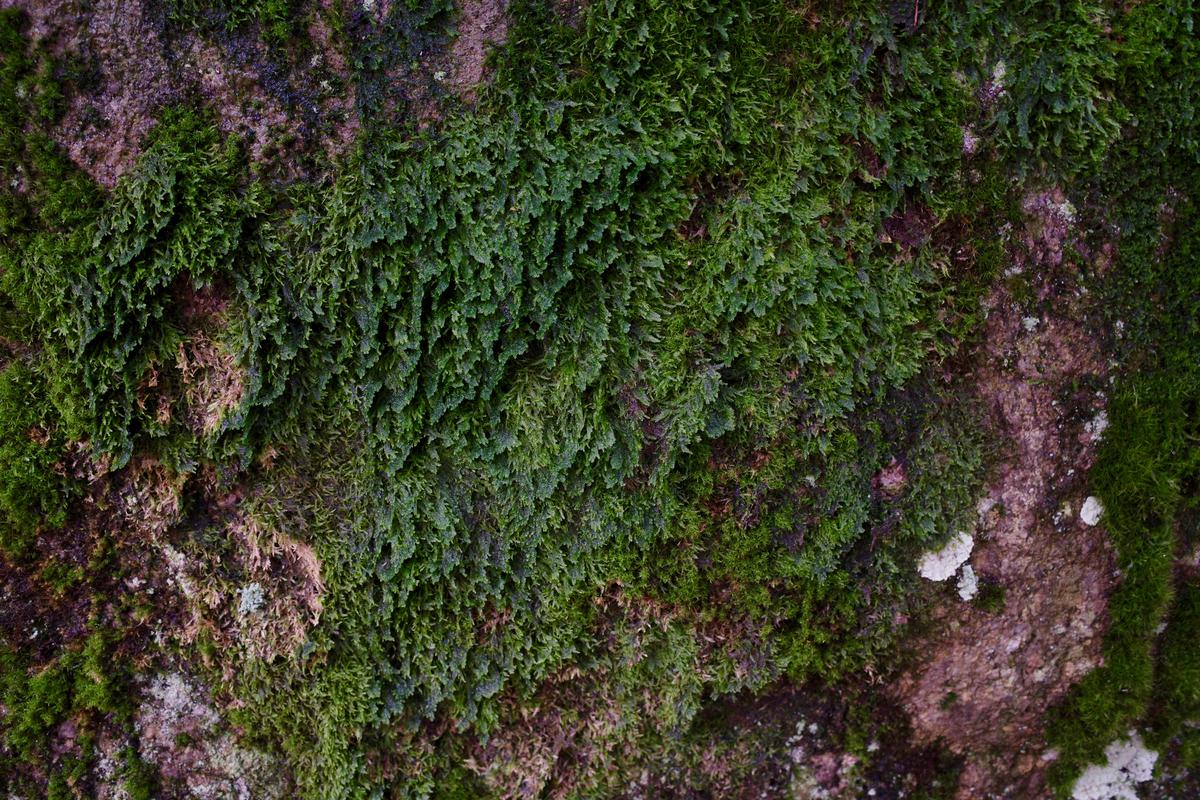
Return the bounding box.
[1081,496,1105,527]
[919,532,974,582]
[143,672,219,727]
[161,544,196,598]
[238,582,265,616]
[1071,732,1158,800]
[957,564,979,601]
[94,733,134,800]
[992,60,1007,86]
[1022,316,1041,332]
[1085,411,1109,442]
[1058,197,1078,224]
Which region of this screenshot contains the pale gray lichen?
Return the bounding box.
[1084,411,1109,442]
[135,673,286,800]
[992,60,1007,86]
[918,532,974,582]
[957,564,979,601]
[238,582,265,616]
[1080,496,1104,527]
[161,544,196,598]
[1071,732,1157,800]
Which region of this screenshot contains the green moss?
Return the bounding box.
[72,631,127,717]
[1,1,1194,797]
[2,655,73,761]
[0,363,71,558]
[0,626,144,794]
[972,581,1006,613]
[39,559,86,595]
[168,0,302,44]
[114,746,158,800]
[3,2,1001,794]
[1046,361,1199,791]
[1148,581,1200,763]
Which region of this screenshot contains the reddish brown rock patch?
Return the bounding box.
[892,190,1118,798]
[3,0,357,188]
[446,0,508,102]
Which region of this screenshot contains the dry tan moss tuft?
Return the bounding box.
[119,457,187,538]
[176,333,247,438]
[172,511,324,666]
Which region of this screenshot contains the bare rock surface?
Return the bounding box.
[1,0,357,187]
[892,190,1119,799]
[130,672,288,800]
[447,0,508,102]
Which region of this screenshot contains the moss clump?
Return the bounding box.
[0,1,1194,797]
[0,630,140,795]
[0,364,72,558]
[1045,355,1200,792]
[1148,581,1200,767]
[972,581,1006,613]
[0,645,73,762]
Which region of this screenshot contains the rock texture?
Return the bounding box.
[893,190,1119,798]
[0,0,356,187]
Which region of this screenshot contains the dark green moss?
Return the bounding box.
[1148,581,1200,764]
[972,581,1006,613]
[0,363,72,558]
[121,746,158,800]
[39,560,86,596]
[1,651,73,761]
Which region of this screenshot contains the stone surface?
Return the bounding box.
[892,186,1117,799]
